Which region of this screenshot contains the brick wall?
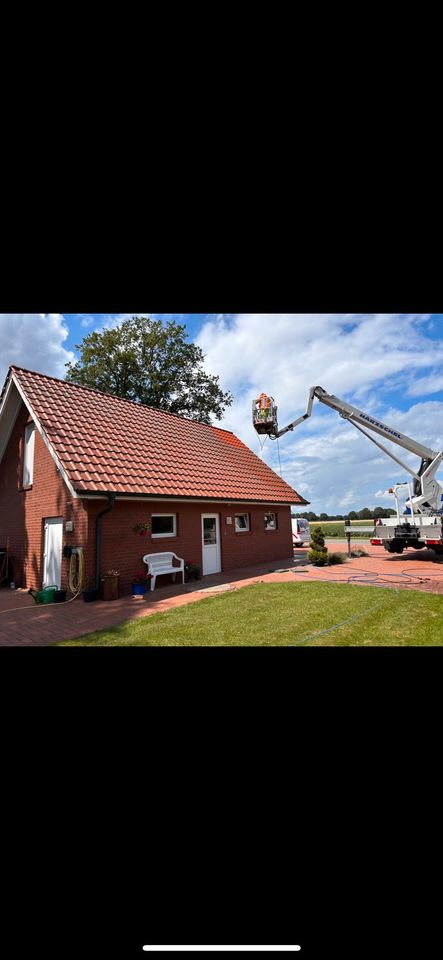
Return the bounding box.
[86,498,293,595]
[0,405,89,590]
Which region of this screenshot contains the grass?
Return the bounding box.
[312,520,375,538]
[57,582,443,646]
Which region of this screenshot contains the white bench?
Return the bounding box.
[142,551,185,591]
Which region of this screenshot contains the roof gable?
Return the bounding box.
[0,378,23,465]
[1,366,308,504]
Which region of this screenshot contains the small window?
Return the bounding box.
[151,514,177,538]
[264,512,277,531]
[23,422,35,486]
[235,513,250,532]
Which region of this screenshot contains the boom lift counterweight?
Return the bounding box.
[252,387,443,554]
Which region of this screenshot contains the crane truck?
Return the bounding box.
[253,388,443,555]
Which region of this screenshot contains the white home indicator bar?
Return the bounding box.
[143,949,301,953]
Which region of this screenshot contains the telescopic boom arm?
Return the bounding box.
[253,386,443,515]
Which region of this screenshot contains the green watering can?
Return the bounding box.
[28,584,58,604]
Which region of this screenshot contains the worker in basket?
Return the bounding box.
[255,392,272,421]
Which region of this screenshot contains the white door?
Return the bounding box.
[201,514,221,576]
[43,518,63,588]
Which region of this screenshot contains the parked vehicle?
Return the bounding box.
[292,518,310,546]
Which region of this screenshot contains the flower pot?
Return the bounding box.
[83,589,99,603]
[131,582,146,597]
[100,575,119,601]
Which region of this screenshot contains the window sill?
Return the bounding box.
[20,484,33,492]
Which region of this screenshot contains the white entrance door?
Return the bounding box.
[201,514,221,576]
[43,518,63,588]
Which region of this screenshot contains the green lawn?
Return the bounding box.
[57,582,443,646]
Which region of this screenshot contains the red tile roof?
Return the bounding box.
[6,366,308,504]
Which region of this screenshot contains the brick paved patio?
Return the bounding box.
[1,543,443,646]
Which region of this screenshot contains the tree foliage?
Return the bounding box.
[65,316,233,424]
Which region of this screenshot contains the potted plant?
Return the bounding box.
[131,570,152,597]
[185,562,201,582]
[133,521,151,537]
[100,568,120,601]
[83,583,99,603]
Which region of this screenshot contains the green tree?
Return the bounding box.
[65,316,233,424]
[320,512,329,521]
[358,507,373,520]
[348,511,358,520]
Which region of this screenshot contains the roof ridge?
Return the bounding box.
[9,364,232,433]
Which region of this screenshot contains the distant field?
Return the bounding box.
[308,520,375,538]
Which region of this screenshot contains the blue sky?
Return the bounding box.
[1,313,442,513]
[63,313,224,350]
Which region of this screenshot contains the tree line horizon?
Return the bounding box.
[292,507,397,522]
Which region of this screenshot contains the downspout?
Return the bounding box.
[95,493,117,591]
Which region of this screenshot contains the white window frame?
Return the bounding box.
[151,513,177,539]
[235,513,250,533]
[264,512,277,531]
[23,422,35,487]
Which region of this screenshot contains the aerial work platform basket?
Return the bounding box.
[252,393,278,436]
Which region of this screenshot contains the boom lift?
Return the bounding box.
[252,388,443,554]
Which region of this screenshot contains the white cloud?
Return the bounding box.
[2,312,442,516]
[196,314,443,514]
[0,314,75,389]
[406,372,443,397]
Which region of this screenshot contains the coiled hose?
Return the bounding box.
[68,548,85,597]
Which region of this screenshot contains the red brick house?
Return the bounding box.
[0,366,308,595]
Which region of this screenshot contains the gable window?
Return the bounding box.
[151,513,177,538]
[235,513,250,533]
[23,422,35,487]
[264,512,277,531]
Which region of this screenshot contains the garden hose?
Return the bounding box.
[0,547,86,616]
[68,547,85,597]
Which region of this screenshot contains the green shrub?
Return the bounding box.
[308,550,328,566]
[308,526,329,566]
[350,548,369,558]
[327,552,347,565]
